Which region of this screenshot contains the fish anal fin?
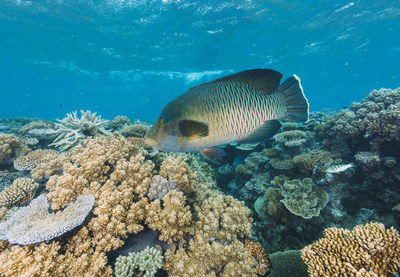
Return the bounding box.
[179,119,209,139]
[195,69,283,94]
[237,120,281,143]
[201,147,226,164]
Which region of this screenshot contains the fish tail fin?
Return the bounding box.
[277,74,309,122]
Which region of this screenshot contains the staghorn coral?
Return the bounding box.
[329,87,400,139]
[0,178,39,208]
[159,156,197,195]
[0,134,30,166]
[301,222,400,277]
[147,175,178,201]
[49,110,110,151]
[163,233,259,277]
[13,149,57,171]
[0,194,94,245]
[114,246,163,277]
[145,190,191,243]
[193,193,252,241]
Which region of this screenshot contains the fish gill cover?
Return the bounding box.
[1,1,400,277]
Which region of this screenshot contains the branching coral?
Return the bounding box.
[114,246,163,277]
[193,193,253,241]
[0,134,30,166]
[0,178,39,208]
[13,149,57,171]
[145,190,191,243]
[301,222,400,277]
[49,110,110,151]
[147,175,178,201]
[329,87,400,139]
[0,194,94,245]
[159,156,197,195]
[163,234,259,277]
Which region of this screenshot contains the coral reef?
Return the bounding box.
[0,194,94,245]
[145,190,191,243]
[13,149,57,171]
[147,175,178,201]
[109,115,131,131]
[114,246,163,277]
[301,222,400,276]
[49,110,110,151]
[273,130,309,148]
[121,124,149,138]
[273,176,329,219]
[268,250,308,277]
[245,239,270,276]
[0,178,39,208]
[0,134,30,166]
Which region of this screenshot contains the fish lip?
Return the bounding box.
[144,136,158,147]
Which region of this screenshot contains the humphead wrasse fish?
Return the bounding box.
[145,69,309,163]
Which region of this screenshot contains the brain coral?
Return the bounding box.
[301,222,400,277]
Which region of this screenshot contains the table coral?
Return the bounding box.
[273,130,309,148]
[145,190,191,243]
[0,194,94,245]
[301,222,400,277]
[49,110,110,151]
[0,177,39,208]
[13,149,57,171]
[193,193,252,241]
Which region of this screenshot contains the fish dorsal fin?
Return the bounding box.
[179,119,209,139]
[237,120,281,143]
[208,69,283,94]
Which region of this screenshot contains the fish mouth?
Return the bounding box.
[144,136,158,148]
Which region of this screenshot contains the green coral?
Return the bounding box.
[114,246,163,277]
[292,151,333,174]
[268,250,308,277]
[269,157,294,170]
[121,124,149,138]
[281,122,298,131]
[280,178,329,219]
[262,147,280,158]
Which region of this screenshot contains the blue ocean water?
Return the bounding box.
[1,0,399,121]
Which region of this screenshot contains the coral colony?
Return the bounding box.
[0,87,399,276]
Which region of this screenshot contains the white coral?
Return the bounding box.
[50,110,110,151]
[0,194,94,245]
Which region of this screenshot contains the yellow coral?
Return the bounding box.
[193,193,252,241]
[159,156,197,195]
[301,222,400,277]
[0,178,38,208]
[145,190,191,243]
[163,234,258,277]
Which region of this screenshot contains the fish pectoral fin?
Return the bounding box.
[207,69,283,94]
[179,119,209,139]
[237,120,281,143]
[201,147,226,164]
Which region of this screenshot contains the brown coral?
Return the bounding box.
[13,149,57,171]
[0,178,39,208]
[245,239,270,276]
[145,190,191,243]
[0,134,30,165]
[163,234,258,277]
[301,222,400,277]
[193,193,252,241]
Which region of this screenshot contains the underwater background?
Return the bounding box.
[1,1,400,277]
